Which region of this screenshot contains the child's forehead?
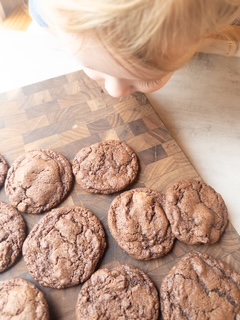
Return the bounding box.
[64,33,167,80]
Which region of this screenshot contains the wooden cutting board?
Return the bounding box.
[0,70,239,320]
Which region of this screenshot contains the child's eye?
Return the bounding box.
[142,79,162,88]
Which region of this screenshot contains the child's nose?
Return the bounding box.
[104,77,135,98]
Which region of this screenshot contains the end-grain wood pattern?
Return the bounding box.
[0,70,239,320]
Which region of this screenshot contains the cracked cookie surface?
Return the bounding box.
[0,154,8,188]
[5,149,73,214]
[0,278,50,320]
[165,179,228,245]
[76,264,160,320]
[108,188,175,260]
[160,251,240,320]
[72,140,139,194]
[0,201,26,273]
[22,206,106,289]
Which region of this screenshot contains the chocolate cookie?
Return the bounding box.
[22,206,106,289]
[108,188,175,260]
[0,154,8,188]
[160,251,240,320]
[0,201,26,272]
[72,140,139,194]
[5,149,73,214]
[76,264,160,320]
[0,278,50,319]
[165,179,228,245]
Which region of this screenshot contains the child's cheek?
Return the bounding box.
[82,67,104,81]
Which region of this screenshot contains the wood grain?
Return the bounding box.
[0,4,31,31]
[0,70,239,320]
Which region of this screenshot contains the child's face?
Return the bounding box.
[68,35,173,98]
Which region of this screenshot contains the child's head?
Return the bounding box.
[42,0,240,97]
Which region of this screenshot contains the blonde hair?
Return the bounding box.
[41,0,240,76]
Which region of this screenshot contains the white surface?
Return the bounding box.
[0,23,82,93]
[0,24,239,234]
